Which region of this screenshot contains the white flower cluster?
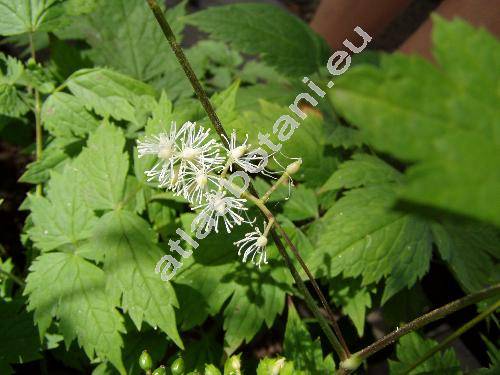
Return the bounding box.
[138,121,270,267]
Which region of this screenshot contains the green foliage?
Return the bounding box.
[388,332,461,374]
[283,303,333,373]
[0,2,498,373]
[330,17,500,227]
[0,0,66,35]
[186,3,330,77]
[25,252,126,373]
[0,297,41,373]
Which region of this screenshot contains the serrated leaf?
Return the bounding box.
[283,303,333,374]
[330,18,500,226]
[19,147,68,184]
[432,220,500,292]
[186,3,329,77]
[28,163,97,252]
[42,92,99,138]
[94,210,183,349]
[283,185,318,221]
[389,332,461,374]
[74,0,185,84]
[0,52,29,117]
[330,277,372,336]
[73,122,129,210]
[25,252,126,373]
[321,154,401,192]
[67,68,156,122]
[312,185,433,301]
[0,0,66,36]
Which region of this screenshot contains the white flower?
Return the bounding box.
[193,190,248,233]
[137,122,184,186]
[225,131,268,173]
[234,223,269,267]
[179,161,221,203]
[178,122,223,171]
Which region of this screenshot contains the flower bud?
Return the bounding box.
[171,357,185,375]
[204,364,222,375]
[285,159,302,175]
[224,354,241,375]
[139,350,153,371]
[152,365,167,375]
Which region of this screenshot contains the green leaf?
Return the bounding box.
[321,154,401,193]
[28,163,97,252]
[42,92,99,138]
[312,185,433,303]
[283,185,318,221]
[0,297,42,371]
[186,3,329,77]
[432,220,499,292]
[19,147,68,184]
[330,18,500,226]
[73,122,129,210]
[283,302,333,374]
[0,0,66,36]
[174,228,288,354]
[25,252,126,374]
[388,332,461,374]
[94,210,183,349]
[74,0,186,84]
[330,277,372,336]
[0,53,29,118]
[67,68,156,122]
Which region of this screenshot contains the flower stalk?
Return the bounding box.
[145,0,349,360]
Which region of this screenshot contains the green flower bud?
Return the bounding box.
[224,354,241,375]
[152,365,167,375]
[171,357,185,375]
[139,350,153,371]
[204,364,222,375]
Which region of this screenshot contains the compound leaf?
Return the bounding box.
[25,252,126,374]
[94,210,183,349]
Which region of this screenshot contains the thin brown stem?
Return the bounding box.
[353,283,500,363]
[402,299,500,374]
[145,0,229,147]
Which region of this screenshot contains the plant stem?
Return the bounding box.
[0,268,26,287]
[402,299,500,374]
[145,0,228,147]
[261,172,289,203]
[244,191,349,357]
[353,284,500,363]
[145,0,349,360]
[29,32,43,196]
